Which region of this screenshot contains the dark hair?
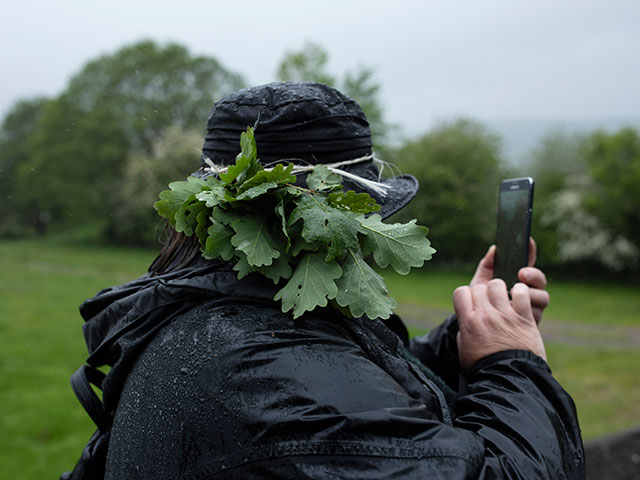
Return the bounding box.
[148,224,202,275]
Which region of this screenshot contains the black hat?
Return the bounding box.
[199,82,418,219]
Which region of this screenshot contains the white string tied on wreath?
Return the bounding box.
[202,153,391,197]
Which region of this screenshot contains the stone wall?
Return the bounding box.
[585,426,640,479]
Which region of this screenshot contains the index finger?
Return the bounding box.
[470,245,496,288]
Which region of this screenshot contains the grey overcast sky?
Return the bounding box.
[2,0,639,145]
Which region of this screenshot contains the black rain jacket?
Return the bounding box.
[78,259,585,479]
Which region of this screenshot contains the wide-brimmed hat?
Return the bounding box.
[197,82,418,219]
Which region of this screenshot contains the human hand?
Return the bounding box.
[470,238,549,324]
[454,279,547,372]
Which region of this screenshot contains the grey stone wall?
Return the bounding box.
[585,426,640,479]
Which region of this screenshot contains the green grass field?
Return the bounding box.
[384,267,640,326]
[1,238,639,478]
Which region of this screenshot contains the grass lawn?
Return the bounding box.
[385,267,640,327]
[0,239,156,478]
[1,238,638,478]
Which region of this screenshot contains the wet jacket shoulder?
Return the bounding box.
[95,266,584,479]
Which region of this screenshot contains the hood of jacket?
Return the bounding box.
[82,258,280,366]
[79,258,280,412]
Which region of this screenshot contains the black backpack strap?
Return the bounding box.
[70,365,112,431]
[61,366,113,480]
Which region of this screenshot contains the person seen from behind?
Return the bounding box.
[63,82,584,479]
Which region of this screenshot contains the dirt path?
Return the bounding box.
[396,302,640,350]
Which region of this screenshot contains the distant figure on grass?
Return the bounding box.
[63,82,584,479]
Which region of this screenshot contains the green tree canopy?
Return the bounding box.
[59,40,244,152]
[524,129,639,271]
[276,42,335,86]
[12,40,245,241]
[527,132,588,200]
[0,97,50,234]
[524,132,589,266]
[391,119,504,263]
[585,128,640,250]
[110,126,204,244]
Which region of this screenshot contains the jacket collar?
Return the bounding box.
[80,260,278,367]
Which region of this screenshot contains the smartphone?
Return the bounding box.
[493,177,534,289]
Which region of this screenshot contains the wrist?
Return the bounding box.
[468,349,549,377]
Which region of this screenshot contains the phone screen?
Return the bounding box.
[494,177,534,289]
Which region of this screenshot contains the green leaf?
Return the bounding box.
[285,185,303,197]
[218,155,252,186]
[195,207,212,246]
[175,197,207,235]
[236,181,279,201]
[274,253,342,319]
[154,176,208,224]
[275,200,291,252]
[203,221,235,261]
[205,175,224,189]
[291,238,319,257]
[289,194,360,262]
[239,126,256,160]
[211,206,237,225]
[360,214,436,274]
[306,165,342,192]
[219,127,261,185]
[237,163,296,199]
[328,190,380,213]
[230,215,281,267]
[233,252,257,279]
[195,182,233,207]
[258,253,293,284]
[336,250,397,319]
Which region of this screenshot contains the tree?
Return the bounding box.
[539,175,638,271]
[526,132,589,200]
[391,119,504,263]
[58,40,245,152]
[13,40,245,241]
[15,95,131,227]
[585,128,640,250]
[276,42,335,86]
[0,97,50,235]
[109,126,204,244]
[342,67,386,142]
[524,132,589,267]
[276,42,390,145]
[525,129,639,272]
